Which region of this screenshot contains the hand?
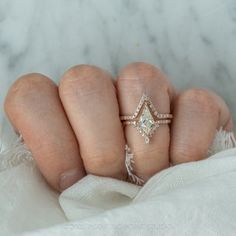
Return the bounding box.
[4,63,234,192]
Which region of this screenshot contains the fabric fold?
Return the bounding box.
[21,147,236,236]
[0,127,236,235]
[59,175,141,221]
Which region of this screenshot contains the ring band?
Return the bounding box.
[120,93,173,144]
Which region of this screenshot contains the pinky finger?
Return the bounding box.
[170,88,235,165]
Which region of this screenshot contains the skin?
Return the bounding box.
[4,62,235,192]
[59,65,126,180]
[4,74,85,191]
[116,63,175,181]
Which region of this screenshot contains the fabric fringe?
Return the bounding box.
[125,145,145,185]
[0,134,33,172]
[207,127,236,156]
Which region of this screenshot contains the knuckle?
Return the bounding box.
[59,64,112,96]
[178,88,217,113]
[62,64,100,79]
[171,146,200,164]
[135,145,169,158]
[120,62,158,74]
[117,62,169,93]
[118,62,164,82]
[4,73,54,109]
[83,151,123,174]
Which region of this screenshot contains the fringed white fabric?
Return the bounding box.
[0,127,236,236]
[125,144,145,185]
[0,134,33,172]
[207,127,236,156]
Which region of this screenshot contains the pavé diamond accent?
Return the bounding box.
[120,94,173,144]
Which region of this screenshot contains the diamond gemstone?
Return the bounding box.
[138,104,155,135]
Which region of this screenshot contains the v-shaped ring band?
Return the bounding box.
[120,94,173,144]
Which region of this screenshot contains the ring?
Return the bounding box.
[120,93,173,144]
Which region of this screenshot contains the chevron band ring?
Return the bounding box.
[120,93,173,144]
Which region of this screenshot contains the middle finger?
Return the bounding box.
[59,65,126,180]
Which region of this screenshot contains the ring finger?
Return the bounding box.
[116,62,176,183]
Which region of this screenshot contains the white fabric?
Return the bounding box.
[0,128,236,235]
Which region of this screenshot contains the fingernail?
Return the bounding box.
[59,168,83,191]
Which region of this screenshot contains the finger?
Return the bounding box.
[4,73,85,191]
[170,88,233,164]
[116,62,175,182]
[59,65,126,180]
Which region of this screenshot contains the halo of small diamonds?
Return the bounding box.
[120,94,173,144]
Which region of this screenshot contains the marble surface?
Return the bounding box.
[0,0,236,138]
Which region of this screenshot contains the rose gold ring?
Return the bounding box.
[120,93,173,144]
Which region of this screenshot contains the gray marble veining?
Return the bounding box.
[0,0,236,134]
